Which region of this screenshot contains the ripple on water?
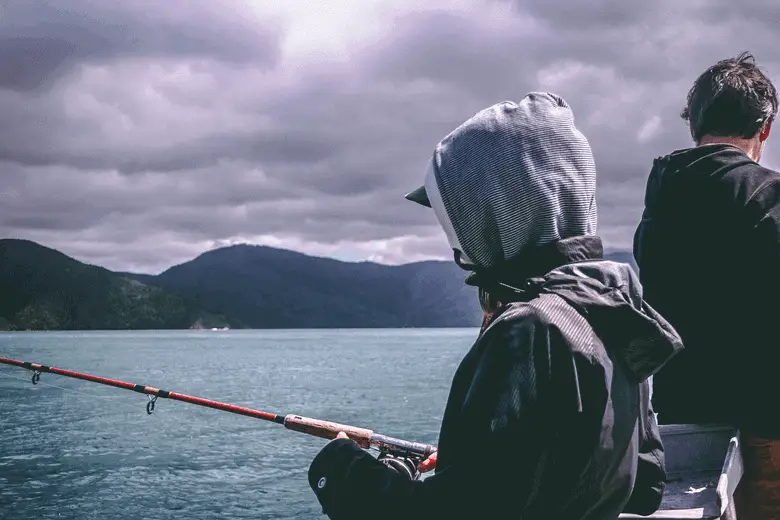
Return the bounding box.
[0,329,474,519]
[1,454,54,461]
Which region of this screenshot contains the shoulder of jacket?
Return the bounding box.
[730,159,779,177]
[719,165,780,228]
[726,162,780,200]
[476,295,602,387]
[485,294,586,340]
[747,170,780,204]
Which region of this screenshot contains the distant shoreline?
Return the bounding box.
[0,326,482,333]
[1,238,633,332]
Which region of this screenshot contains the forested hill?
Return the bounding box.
[126,244,636,329]
[0,239,637,330]
[0,239,234,331]
[127,244,483,329]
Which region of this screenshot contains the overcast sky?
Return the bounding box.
[1,1,779,274]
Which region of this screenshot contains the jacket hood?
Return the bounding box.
[474,235,683,381]
[532,261,683,382]
[420,93,597,270]
[641,144,754,216]
[483,236,683,383]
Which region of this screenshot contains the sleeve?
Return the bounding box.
[622,377,666,515]
[738,179,780,397]
[632,158,664,270]
[307,316,552,520]
[747,180,780,280]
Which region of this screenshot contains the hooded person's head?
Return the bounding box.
[406,92,598,281]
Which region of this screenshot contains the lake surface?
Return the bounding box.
[0,329,477,519]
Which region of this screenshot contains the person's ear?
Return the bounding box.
[759,121,772,142]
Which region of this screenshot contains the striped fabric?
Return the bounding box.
[426,92,598,269]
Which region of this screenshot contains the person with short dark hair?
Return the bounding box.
[633,51,780,519]
[306,92,683,520]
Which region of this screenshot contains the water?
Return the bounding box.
[0,329,477,520]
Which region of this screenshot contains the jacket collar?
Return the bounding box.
[466,235,604,289]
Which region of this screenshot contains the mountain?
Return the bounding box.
[131,244,638,329]
[1,238,639,330]
[130,245,484,328]
[0,239,234,331]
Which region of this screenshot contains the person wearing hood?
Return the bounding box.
[307,92,683,520]
[633,52,779,519]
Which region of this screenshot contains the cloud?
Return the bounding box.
[1,0,779,273]
[637,116,662,144]
[0,1,283,91]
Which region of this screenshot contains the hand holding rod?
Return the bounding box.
[282,414,437,460]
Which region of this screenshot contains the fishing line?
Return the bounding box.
[0,369,143,411]
[1,364,270,426]
[0,369,311,485]
[0,368,280,451]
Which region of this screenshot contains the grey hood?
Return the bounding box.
[407,92,598,270]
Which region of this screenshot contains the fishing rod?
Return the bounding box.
[0,356,438,468]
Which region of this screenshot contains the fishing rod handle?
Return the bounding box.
[370,433,437,461]
[283,414,373,448]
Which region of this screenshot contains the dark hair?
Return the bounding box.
[681,52,778,142]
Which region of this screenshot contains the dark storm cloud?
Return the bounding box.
[516,0,655,29]
[1,0,779,272]
[0,159,430,245]
[0,1,283,91]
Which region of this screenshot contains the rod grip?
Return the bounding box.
[283,414,374,448]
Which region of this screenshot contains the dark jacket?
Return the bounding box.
[633,144,780,438]
[308,236,682,520]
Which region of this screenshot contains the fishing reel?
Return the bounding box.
[377,451,421,481]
